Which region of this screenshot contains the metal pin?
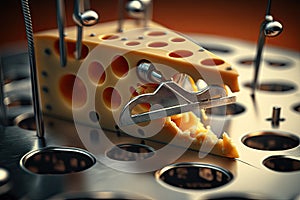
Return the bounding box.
[251,16,270,96]
[142,0,153,28]
[271,106,281,127]
[56,0,67,66]
[117,0,125,32]
[137,62,165,83]
[21,0,45,138]
[251,0,282,97]
[74,0,84,60]
[252,0,270,95]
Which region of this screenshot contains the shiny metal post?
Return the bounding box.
[117,0,124,32]
[74,0,84,60]
[73,0,99,59]
[271,106,281,127]
[251,0,282,97]
[56,0,67,66]
[20,0,45,138]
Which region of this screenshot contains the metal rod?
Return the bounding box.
[56,0,67,66]
[74,0,84,60]
[75,25,83,60]
[21,0,44,138]
[83,0,90,9]
[73,0,98,59]
[117,0,124,32]
[251,23,266,96]
[271,106,281,127]
[251,0,273,96]
[143,0,153,28]
[266,0,272,15]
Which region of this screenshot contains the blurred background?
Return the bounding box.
[0,0,299,52]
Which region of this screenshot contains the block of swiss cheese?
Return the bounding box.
[34,20,239,158]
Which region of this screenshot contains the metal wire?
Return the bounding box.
[56,0,67,66]
[266,0,272,15]
[251,0,272,97]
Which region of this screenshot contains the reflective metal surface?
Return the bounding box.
[0,35,299,200]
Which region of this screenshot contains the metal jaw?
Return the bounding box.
[119,81,236,126]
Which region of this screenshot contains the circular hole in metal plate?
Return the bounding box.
[155,162,233,190]
[244,81,296,92]
[14,113,36,131]
[4,95,32,108]
[20,147,96,175]
[242,131,299,151]
[265,58,292,68]
[204,192,268,200]
[48,191,150,200]
[238,58,254,66]
[263,156,300,172]
[201,45,232,54]
[205,103,246,116]
[106,144,155,161]
[292,103,300,114]
[206,196,260,200]
[237,57,292,69]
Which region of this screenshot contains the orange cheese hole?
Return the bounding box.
[59,74,87,108]
[147,31,166,36]
[101,35,119,40]
[126,41,141,46]
[54,39,89,59]
[88,61,106,85]
[169,50,193,58]
[103,87,122,110]
[148,42,168,48]
[201,58,225,66]
[111,55,129,78]
[171,38,185,42]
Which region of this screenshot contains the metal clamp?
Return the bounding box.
[119,62,236,126]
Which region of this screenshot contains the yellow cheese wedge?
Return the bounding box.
[35,19,239,158]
